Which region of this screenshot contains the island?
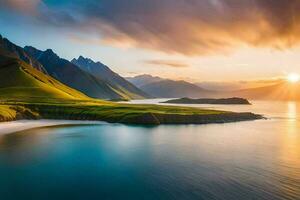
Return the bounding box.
[162,97,251,105]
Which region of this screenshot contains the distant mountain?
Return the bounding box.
[0,53,88,101]
[0,35,47,73]
[228,82,300,101]
[140,79,215,98]
[24,46,127,100]
[126,74,164,87]
[129,73,300,100]
[196,82,246,91]
[71,56,149,99]
[196,79,283,91]
[127,74,215,98]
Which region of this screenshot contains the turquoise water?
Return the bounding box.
[0,101,300,199]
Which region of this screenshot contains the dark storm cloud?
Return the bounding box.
[2,0,300,55]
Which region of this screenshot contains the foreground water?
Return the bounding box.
[0,100,300,199]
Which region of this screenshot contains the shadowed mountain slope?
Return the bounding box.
[140,79,215,98]
[71,56,149,99]
[24,46,125,100]
[126,74,164,87]
[0,35,47,73]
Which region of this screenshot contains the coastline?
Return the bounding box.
[0,101,264,126]
[0,120,105,135]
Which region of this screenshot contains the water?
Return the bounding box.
[0,100,300,200]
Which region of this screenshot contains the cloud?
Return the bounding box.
[197,78,283,91]
[143,59,189,68]
[0,0,40,13]
[2,0,300,55]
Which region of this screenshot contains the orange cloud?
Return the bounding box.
[3,0,300,55]
[1,0,40,14]
[143,59,189,68]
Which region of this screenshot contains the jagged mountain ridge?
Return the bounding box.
[141,80,214,98]
[126,74,164,88]
[0,35,47,73]
[24,46,132,99]
[127,74,215,98]
[71,56,149,99]
[0,36,149,100]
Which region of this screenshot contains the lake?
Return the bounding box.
[0,100,300,199]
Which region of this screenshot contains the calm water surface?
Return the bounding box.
[0,100,300,199]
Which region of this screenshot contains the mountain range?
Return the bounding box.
[127,74,300,101]
[1,34,299,102]
[140,80,214,98]
[127,74,215,98]
[24,46,124,99]
[126,74,164,88]
[71,56,149,99]
[0,35,149,100]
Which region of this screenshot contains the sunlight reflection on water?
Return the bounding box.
[0,100,300,199]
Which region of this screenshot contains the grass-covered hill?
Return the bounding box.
[0,55,89,101]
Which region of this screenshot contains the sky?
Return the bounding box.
[1,0,300,83]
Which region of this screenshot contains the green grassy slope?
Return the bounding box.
[0,56,89,101]
[0,105,16,121]
[0,105,39,122]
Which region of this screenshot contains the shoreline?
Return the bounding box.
[0,116,265,135]
[0,119,106,135]
[0,103,264,126]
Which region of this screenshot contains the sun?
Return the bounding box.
[287,73,300,83]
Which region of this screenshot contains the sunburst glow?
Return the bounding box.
[287,73,300,83]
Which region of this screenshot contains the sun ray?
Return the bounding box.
[287,73,300,83]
